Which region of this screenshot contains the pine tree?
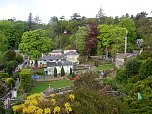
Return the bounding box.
[70,67,72,75]
[54,67,57,77]
[28,12,34,30]
[61,66,65,77]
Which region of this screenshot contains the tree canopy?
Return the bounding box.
[19,29,54,59]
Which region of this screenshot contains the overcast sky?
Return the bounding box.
[0,0,152,23]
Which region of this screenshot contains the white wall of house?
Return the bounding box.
[29,60,35,67]
[38,61,47,68]
[47,65,73,75]
[66,55,79,64]
[64,50,76,54]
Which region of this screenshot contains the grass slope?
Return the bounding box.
[30,79,73,94]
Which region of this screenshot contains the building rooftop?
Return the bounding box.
[47,61,73,67]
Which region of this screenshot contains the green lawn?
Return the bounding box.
[96,64,114,71]
[29,79,73,94]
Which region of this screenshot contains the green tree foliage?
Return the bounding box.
[61,66,65,77]
[5,78,15,89]
[54,67,57,77]
[0,80,7,98]
[5,60,18,76]
[0,20,28,49]
[139,58,152,80]
[116,68,127,83]
[19,29,54,60]
[19,69,32,92]
[74,71,101,90]
[0,100,5,114]
[97,24,126,58]
[1,50,23,76]
[128,76,152,113]
[75,26,89,55]
[125,58,141,77]
[0,32,8,52]
[118,17,136,43]
[15,54,24,64]
[73,89,129,114]
[70,67,72,75]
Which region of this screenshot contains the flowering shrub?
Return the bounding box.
[12,93,75,114]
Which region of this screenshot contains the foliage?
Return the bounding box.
[116,68,127,83]
[73,88,129,114]
[61,66,65,77]
[137,50,152,60]
[127,76,152,113]
[15,54,24,64]
[4,60,18,76]
[0,32,8,52]
[75,26,89,55]
[0,72,9,79]
[0,50,22,76]
[125,58,141,77]
[70,67,72,76]
[0,80,8,98]
[85,23,98,55]
[19,29,54,60]
[0,20,28,49]
[13,89,129,114]
[0,100,5,114]
[139,58,152,80]
[74,71,102,90]
[135,12,152,48]
[118,17,136,43]
[5,78,15,88]
[95,61,99,67]
[54,67,57,77]
[19,69,32,92]
[12,93,75,114]
[97,24,126,58]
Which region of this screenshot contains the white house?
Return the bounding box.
[64,50,79,64]
[47,61,73,75]
[49,50,63,56]
[38,55,64,68]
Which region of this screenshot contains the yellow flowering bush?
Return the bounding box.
[12,93,74,114]
[69,94,75,100]
[64,102,72,113]
[44,108,51,114]
[50,94,56,98]
[53,106,60,114]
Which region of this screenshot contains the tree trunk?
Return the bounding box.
[105,47,108,60]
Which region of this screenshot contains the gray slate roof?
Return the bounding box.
[40,55,63,61]
[47,61,73,67]
[64,51,79,56]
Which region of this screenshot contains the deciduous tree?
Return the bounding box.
[19,29,54,60]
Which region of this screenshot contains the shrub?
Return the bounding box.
[19,69,32,92]
[61,66,65,77]
[54,67,57,77]
[116,68,127,83]
[5,78,15,89]
[73,89,129,114]
[125,58,141,77]
[70,67,72,75]
[139,58,152,80]
[0,72,9,79]
[73,71,102,90]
